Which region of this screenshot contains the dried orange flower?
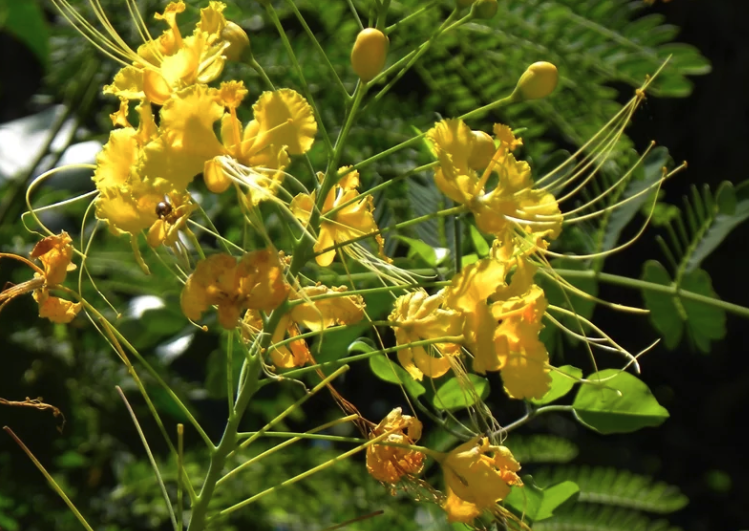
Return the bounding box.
[366,408,425,484]
[0,232,81,324]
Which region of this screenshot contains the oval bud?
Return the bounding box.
[514,62,558,101]
[351,28,389,83]
[473,0,498,19]
[468,131,496,170]
[221,22,251,61]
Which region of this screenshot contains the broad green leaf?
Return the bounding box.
[0,0,49,66]
[355,338,427,399]
[640,260,726,353]
[530,365,582,406]
[396,235,448,267]
[432,375,489,411]
[469,224,490,257]
[685,180,749,272]
[573,369,669,434]
[461,253,479,267]
[505,476,579,522]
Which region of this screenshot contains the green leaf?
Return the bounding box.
[505,476,579,522]
[685,180,749,272]
[358,337,426,400]
[572,369,669,434]
[469,224,490,257]
[531,365,582,406]
[396,235,449,267]
[0,0,49,66]
[432,375,489,411]
[640,260,726,353]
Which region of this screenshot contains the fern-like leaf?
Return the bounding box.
[533,504,683,531]
[532,466,688,514]
[505,434,580,464]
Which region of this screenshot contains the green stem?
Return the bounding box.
[315,205,467,257]
[280,335,463,379]
[555,269,749,320]
[285,0,349,98]
[266,5,333,154]
[491,405,573,437]
[385,0,440,34]
[186,346,263,531]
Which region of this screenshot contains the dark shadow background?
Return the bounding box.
[1,1,748,530]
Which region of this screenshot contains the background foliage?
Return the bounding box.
[0,1,747,530]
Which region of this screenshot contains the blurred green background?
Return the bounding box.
[0,1,747,530]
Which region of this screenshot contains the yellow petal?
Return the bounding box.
[140,85,225,191]
[94,128,139,191]
[195,1,227,43]
[290,192,314,223]
[30,232,74,285]
[204,157,231,193]
[252,89,317,155]
[34,290,81,324]
[314,225,336,267]
[103,66,145,100]
[443,487,482,523]
[110,98,131,128]
[290,286,365,331]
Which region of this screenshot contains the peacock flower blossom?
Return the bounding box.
[100,1,239,105]
[491,284,551,400]
[366,408,425,484]
[427,119,562,245]
[0,233,81,324]
[290,168,386,267]
[146,192,196,248]
[443,258,508,374]
[389,289,463,380]
[139,82,316,197]
[290,285,365,331]
[242,309,311,369]
[255,285,365,369]
[93,99,184,244]
[180,249,288,330]
[439,437,522,523]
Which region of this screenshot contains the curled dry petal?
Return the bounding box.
[366,408,425,484]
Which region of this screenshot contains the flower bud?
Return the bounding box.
[221,21,251,61]
[468,131,495,170]
[351,28,389,83]
[473,0,498,19]
[514,62,558,101]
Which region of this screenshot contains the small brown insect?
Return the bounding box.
[156,200,172,219]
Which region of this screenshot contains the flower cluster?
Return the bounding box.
[90,1,317,262]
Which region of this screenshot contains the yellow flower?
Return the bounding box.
[440,437,522,523]
[0,232,81,324]
[242,310,312,369]
[427,119,562,245]
[180,249,288,330]
[290,168,386,267]
[491,285,551,400]
[255,285,364,369]
[146,192,196,248]
[366,408,425,484]
[103,1,237,105]
[390,289,463,380]
[140,83,315,196]
[93,100,185,241]
[290,285,365,331]
[443,258,507,374]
